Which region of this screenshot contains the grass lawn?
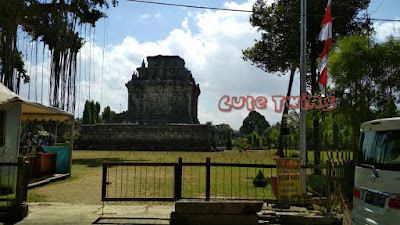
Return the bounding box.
[26,149,351,204]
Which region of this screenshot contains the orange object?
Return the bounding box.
[29,153,57,178]
[270,175,277,198]
[40,153,57,173]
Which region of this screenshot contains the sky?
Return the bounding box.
[18,0,400,130]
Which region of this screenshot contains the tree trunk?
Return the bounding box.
[277,64,297,158]
[310,46,321,173]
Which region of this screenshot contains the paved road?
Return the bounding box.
[16,202,174,225]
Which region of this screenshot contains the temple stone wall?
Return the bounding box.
[76,124,216,151]
[77,55,214,151]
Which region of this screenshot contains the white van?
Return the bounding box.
[351,117,400,225]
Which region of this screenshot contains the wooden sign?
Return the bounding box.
[275,158,302,203]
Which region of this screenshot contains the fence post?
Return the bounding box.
[326,160,332,212]
[174,157,183,200]
[102,164,107,201]
[326,160,331,193]
[16,157,28,205]
[16,158,22,205]
[22,160,29,201]
[206,157,211,201]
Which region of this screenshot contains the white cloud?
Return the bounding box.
[373,20,400,42]
[154,12,161,19]
[140,14,149,20]
[182,18,189,31]
[20,0,294,130]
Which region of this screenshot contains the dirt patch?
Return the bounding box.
[31,168,102,204]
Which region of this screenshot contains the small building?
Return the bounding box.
[0,82,74,221]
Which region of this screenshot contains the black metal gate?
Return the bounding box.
[102,158,278,202]
[102,162,180,201]
[102,156,354,203]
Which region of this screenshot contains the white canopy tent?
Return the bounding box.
[0,82,74,193]
[0,83,73,122]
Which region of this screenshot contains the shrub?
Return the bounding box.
[253,170,269,188]
[290,152,300,157]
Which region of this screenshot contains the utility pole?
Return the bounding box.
[300,0,307,194]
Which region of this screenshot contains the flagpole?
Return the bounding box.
[300,0,307,194]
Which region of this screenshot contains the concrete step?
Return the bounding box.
[257,207,341,225]
[257,211,277,224]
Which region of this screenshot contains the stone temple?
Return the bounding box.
[77,55,216,151]
[114,55,200,124]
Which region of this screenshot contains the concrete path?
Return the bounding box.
[16,202,174,225]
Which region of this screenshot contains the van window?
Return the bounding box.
[358,130,400,171]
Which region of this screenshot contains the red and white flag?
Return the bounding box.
[318,0,332,97]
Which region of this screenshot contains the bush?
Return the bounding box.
[253,170,269,188]
[290,152,300,157]
[234,138,250,152]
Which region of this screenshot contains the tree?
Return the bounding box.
[235,137,250,152]
[242,0,300,157]
[250,131,262,149]
[0,0,117,111]
[240,111,270,135]
[214,123,233,149]
[96,102,101,120]
[88,100,101,124]
[332,122,340,150]
[82,101,92,125]
[268,127,279,149]
[90,101,96,124]
[286,111,300,150]
[82,100,102,124]
[329,34,400,151]
[261,122,280,149]
[225,132,233,150]
[102,106,116,123]
[243,0,370,163]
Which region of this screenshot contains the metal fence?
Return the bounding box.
[102,154,354,205]
[0,159,29,220]
[0,162,18,207]
[102,162,177,201]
